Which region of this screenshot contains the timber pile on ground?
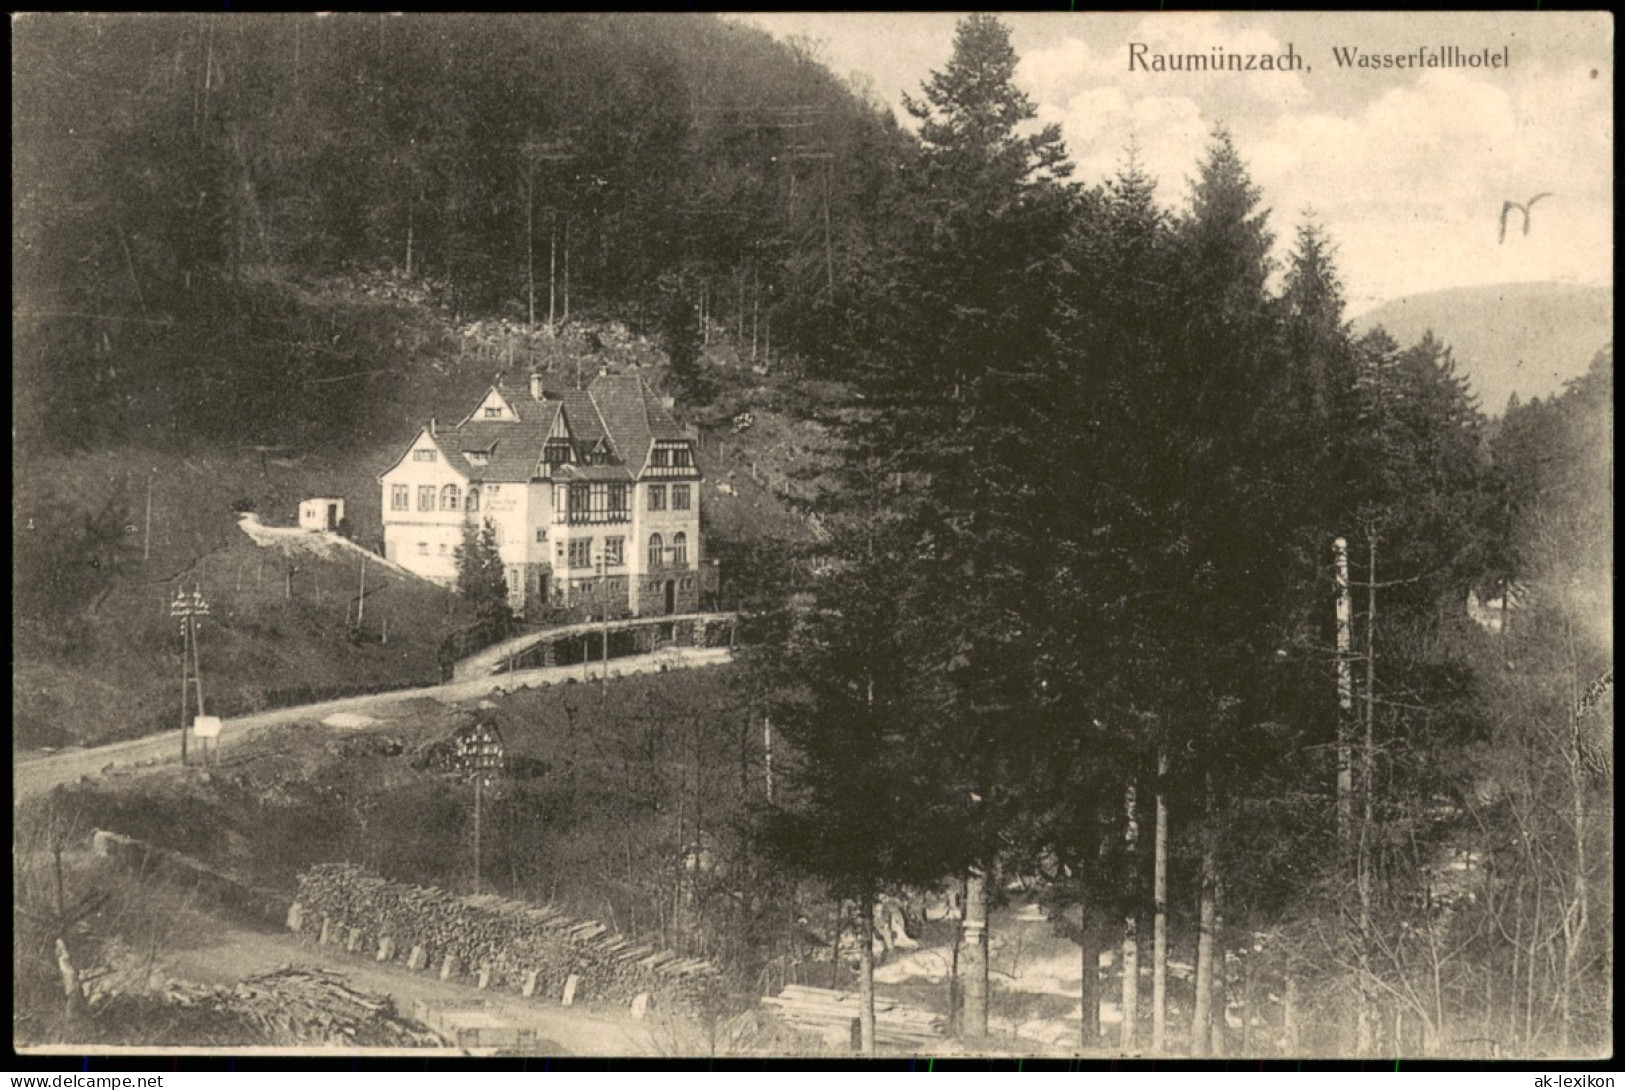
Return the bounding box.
[761,984,945,1052]
[295,863,718,1011]
[159,966,440,1048]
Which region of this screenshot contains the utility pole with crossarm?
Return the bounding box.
[453,720,505,896]
[171,586,210,766]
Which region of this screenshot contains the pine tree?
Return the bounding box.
[751,490,951,1055]
[454,517,511,647]
[876,14,1078,1038]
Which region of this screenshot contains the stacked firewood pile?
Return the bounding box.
[761,985,946,1053]
[160,967,441,1048]
[295,864,719,1011]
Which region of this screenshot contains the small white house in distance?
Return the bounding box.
[300,497,345,532]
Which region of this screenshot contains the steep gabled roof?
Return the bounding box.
[437,398,560,483]
[555,389,609,449]
[377,426,454,481]
[588,373,686,472]
[397,374,694,486]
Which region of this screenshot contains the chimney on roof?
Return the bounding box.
[530,372,545,401]
[429,417,437,437]
[661,396,675,412]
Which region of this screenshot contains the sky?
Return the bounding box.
[732,12,1613,315]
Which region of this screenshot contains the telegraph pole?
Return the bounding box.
[763,714,774,803]
[143,471,154,562]
[594,551,611,696]
[170,586,210,765]
[454,721,505,896]
[1333,537,1354,845]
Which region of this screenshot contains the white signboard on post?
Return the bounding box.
[192,716,222,739]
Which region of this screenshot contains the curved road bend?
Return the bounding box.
[14,646,732,801]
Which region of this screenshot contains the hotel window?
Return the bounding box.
[417,542,429,556]
[440,484,460,511]
[484,407,502,418]
[604,536,624,566]
[545,441,572,468]
[672,447,692,468]
[466,488,480,513]
[418,486,436,511]
[569,539,593,569]
[413,449,436,462]
[438,543,448,556]
[648,485,666,511]
[648,533,664,567]
[391,485,409,511]
[608,483,629,515]
[672,484,691,511]
[536,529,547,543]
[671,532,688,566]
[568,483,591,519]
[651,448,670,468]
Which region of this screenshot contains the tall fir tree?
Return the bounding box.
[454,517,512,646]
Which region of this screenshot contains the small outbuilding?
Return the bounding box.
[300,497,345,532]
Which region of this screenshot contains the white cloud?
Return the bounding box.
[1255,64,1611,305]
[1026,25,1610,305]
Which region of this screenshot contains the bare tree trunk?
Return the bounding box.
[750,265,760,362]
[1334,536,1354,844]
[1121,780,1140,1052]
[1192,770,1217,1056]
[1211,875,1226,1057]
[822,158,835,294]
[1240,948,1254,1052]
[1153,747,1169,1053]
[1355,532,1378,1055]
[55,939,84,1018]
[947,878,964,1035]
[118,223,148,318]
[548,210,557,334]
[830,899,842,989]
[857,888,876,1055]
[962,868,989,1037]
[143,471,154,562]
[1283,972,1300,1055]
[1079,912,1100,1049]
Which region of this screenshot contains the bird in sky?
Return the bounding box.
[1500,192,1554,243]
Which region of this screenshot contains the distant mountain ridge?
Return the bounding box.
[1352,283,1611,414]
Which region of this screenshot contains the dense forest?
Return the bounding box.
[13,14,1611,1058]
[739,15,1611,1057]
[14,13,905,450]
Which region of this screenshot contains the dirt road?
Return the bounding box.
[160,922,660,1056]
[14,647,731,800]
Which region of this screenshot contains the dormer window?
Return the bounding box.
[545,440,573,467]
[465,451,490,466]
[650,448,670,468]
[672,447,692,468]
[484,407,503,419]
[413,449,436,462]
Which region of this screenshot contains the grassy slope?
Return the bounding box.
[45,665,783,967]
[12,448,470,750]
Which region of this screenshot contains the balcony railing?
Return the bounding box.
[641,464,702,479]
[564,509,632,526]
